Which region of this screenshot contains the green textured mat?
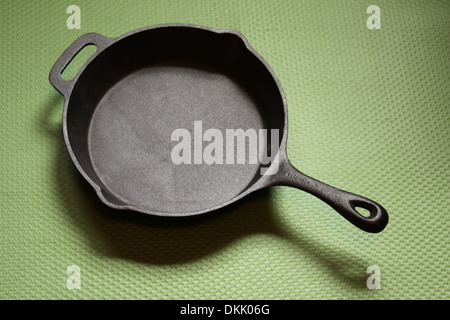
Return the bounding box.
[1,0,449,300]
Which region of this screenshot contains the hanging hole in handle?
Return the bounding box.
[61,44,97,81]
[354,206,371,218]
[349,200,377,219]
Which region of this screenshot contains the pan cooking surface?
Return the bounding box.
[88,64,264,213]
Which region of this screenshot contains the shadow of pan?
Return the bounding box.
[42,93,283,264]
[41,92,370,289]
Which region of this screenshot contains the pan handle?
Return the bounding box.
[49,33,112,97]
[276,160,388,233]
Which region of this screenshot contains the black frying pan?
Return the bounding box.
[49,24,388,233]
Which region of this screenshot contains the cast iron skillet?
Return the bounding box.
[49,24,388,233]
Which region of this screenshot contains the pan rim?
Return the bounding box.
[61,23,290,216]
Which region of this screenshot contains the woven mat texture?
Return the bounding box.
[1,0,449,299]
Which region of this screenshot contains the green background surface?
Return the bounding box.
[1,0,449,300]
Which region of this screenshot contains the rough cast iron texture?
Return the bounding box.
[49,24,388,233]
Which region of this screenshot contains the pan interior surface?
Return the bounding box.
[67,27,285,214]
[89,64,264,213]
